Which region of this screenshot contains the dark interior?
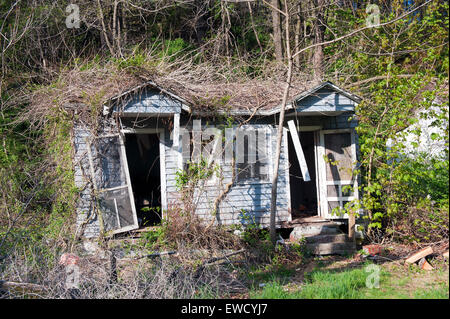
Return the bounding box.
[125,133,161,226]
[288,131,318,218]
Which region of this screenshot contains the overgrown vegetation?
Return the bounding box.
[0,0,448,298]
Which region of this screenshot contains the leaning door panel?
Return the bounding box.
[318,130,358,219]
[88,134,138,234]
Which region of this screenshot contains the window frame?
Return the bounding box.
[235,125,271,185]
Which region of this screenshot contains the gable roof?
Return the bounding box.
[104,79,361,117]
[103,80,191,116]
[293,81,362,105]
[264,81,362,116]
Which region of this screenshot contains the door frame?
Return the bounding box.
[120,127,167,220]
[287,125,322,218]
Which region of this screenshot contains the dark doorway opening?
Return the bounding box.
[288,131,318,218]
[125,134,161,226]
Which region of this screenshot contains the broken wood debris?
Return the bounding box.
[202,249,246,266]
[418,258,434,270]
[405,246,433,264]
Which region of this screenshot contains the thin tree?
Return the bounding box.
[269,0,293,244]
[311,0,327,80]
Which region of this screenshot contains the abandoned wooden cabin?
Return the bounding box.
[73,80,362,253]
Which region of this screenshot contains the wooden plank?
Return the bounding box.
[287,120,310,181]
[173,113,180,147]
[283,128,292,222]
[405,247,433,264]
[314,131,321,215]
[348,210,355,242]
[160,131,167,215]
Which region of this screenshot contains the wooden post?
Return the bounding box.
[173,113,180,147]
[348,209,355,242]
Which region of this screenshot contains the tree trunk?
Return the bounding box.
[294,3,302,67]
[271,0,283,63]
[270,0,293,245]
[312,0,326,80]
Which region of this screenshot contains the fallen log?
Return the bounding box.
[0,280,46,293]
[203,249,246,266]
[135,250,177,260]
[405,247,433,264]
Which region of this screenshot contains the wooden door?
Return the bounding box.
[317,129,358,219]
[87,134,138,234]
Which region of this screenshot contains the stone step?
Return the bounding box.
[306,242,356,255]
[290,223,341,240]
[304,233,349,244]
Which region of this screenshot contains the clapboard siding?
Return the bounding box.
[296,88,355,113]
[162,125,291,227]
[114,89,182,114]
[73,125,100,238]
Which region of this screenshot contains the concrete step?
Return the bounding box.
[304,233,349,244]
[290,223,340,240]
[306,242,356,255]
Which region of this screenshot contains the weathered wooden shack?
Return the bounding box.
[73,80,362,252]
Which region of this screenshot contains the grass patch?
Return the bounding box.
[249,259,449,299]
[250,262,380,299]
[413,283,449,299]
[249,281,291,299]
[296,264,380,299]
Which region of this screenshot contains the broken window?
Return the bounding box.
[181,126,222,171]
[236,128,269,183]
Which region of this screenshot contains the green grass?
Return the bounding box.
[248,261,449,299]
[249,281,291,299]
[250,263,380,299]
[413,283,449,299]
[246,264,296,284]
[297,266,377,299]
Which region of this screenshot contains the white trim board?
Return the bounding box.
[287,120,311,182]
